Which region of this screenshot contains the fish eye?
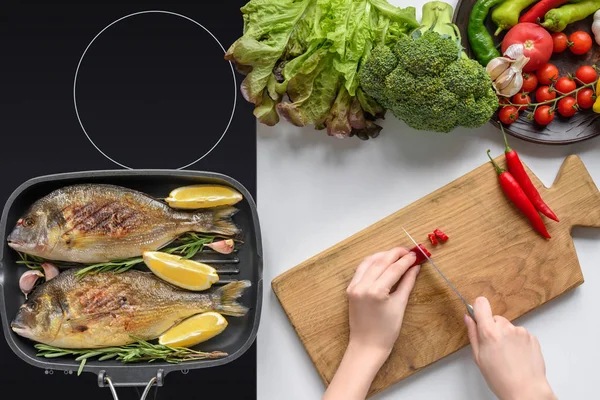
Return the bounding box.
[23,217,35,227]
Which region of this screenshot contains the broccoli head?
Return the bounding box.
[358,1,498,133]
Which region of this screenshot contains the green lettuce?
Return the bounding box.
[225,0,418,139]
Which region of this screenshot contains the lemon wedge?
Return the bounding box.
[142,251,219,291]
[159,312,228,347]
[165,185,243,209]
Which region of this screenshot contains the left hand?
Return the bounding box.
[346,247,420,360]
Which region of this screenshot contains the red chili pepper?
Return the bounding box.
[500,125,559,222]
[487,150,551,239]
[433,228,449,242]
[519,0,569,23]
[428,233,438,245]
[410,244,431,267]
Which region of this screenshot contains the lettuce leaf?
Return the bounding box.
[225,0,418,139]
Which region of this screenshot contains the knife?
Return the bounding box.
[402,227,476,322]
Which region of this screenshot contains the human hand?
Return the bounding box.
[464,297,557,400]
[346,247,420,362]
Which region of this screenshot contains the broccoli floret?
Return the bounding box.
[357,1,498,133]
[456,87,499,128]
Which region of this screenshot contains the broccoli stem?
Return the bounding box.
[419,1,456,37]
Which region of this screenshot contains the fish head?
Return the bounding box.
[7,210,55,257]
[11,291,63,343]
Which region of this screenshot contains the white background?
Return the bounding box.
[256,1,600,398]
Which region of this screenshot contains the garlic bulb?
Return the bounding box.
[592,10,600,45]
[488,55,530,97]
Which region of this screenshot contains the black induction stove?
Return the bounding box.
[0,1,257,398]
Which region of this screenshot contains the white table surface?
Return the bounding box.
[256,1,600,398]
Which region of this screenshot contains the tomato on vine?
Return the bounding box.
[575,66,597,84]
[534,106,554,125]
[522,73,538,93]
[499,106,519,124]
[568,31,592,55]
[536,63,559,85]
[577,88,595,109]
[551,32,568,53]
[511,92,531,111]
[555,77,576,94]
[558,97,578,117]
[535,86,556,102]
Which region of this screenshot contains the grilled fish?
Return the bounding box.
[7,184,240,263]
[11,269,250,348]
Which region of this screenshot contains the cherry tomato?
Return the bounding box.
[551,32,568,53]
[577,88,595,109]
[501,23,553,72]
[536,63,559,85]
[534,105,555,125]
[575,65,598,84]
[555,77,577,94]
[558,97,578,117]
[521,73,538,93]
[498,96,510,106]
[569,31,593,55]
[511,92,531,111]
[535,86,556,102]
[499,106,519,124]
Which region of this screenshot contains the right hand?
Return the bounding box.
[464,297,557,400]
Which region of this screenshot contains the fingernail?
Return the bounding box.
[408,251,417,258]
[463,314,469,325]
[415,265,421,274]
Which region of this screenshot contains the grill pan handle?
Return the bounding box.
[98,369,164,399]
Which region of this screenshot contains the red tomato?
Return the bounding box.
[511,92,531,111]
[534,106,554,125]
[501,23,553,72]
[575,66,598,84]
[499,106,519,124]
[521,73,538,93]
[558,97,578,117]
[577,88,595,109]
[536,63,559,85]
[569,31,592,55]
[535,86,556,102]
[555,77,577,94]
[551,32,568,53]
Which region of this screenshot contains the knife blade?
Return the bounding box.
[402,227,476,322]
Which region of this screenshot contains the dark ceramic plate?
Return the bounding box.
[453,0,600,144]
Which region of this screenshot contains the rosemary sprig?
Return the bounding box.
[35,337,228,376]
[16,252,45,270]
[162,233,215,259]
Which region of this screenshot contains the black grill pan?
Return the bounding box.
[0,170,262,389]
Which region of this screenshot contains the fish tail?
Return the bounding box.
[201,206,240,236]
[214,280,251,317]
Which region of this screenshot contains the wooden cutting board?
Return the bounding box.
[272,155,600,398]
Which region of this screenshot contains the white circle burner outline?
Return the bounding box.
[73,10,237,170]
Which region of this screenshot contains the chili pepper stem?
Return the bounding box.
[487,149,504,174]
[498,122,512,152]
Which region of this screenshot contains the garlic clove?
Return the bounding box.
[494,68,517,91]
[19,270,44,298]
[502,73,523,97]
[504,43,525,60]
[486,57,512,80]
[206,239,235,254]
[41,262,60,281]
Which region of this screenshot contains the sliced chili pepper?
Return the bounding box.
[500,124,559,222]
[428,233,438,245]
[433,228,449,242]
[487,150,551,239]
[410,244,431,267]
